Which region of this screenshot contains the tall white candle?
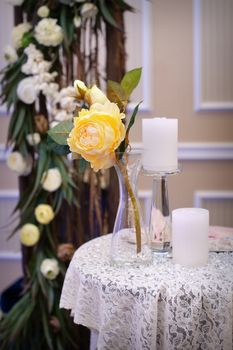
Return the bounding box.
[172,208,209,267]
[142,118,178,172]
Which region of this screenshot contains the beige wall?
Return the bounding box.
[0,0,233,291]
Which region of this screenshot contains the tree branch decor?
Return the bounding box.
[0,0,133,349]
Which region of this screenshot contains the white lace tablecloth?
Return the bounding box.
[60,234,233,350]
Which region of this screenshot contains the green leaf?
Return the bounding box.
[47,120,73,146]
[116,101,142,155]
[121,67,142,99]
[47,135,70,155]
[99,0,118,27]
[107,80,127,110]
[126,101,142,134]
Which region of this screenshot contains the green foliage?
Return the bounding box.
[121,67,142,99]
[60,5,75,52]
[107,67,142,109]
[107,80,127,109]
[116,101,142,156]
[47,120,73,146]
[0,1,136,349]
[47,136,70,156]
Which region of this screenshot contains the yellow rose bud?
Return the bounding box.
[74,80,87,99]
[67,101,126,172]
[84,85,109,105]
[19,224,40,247]
[35,204,55,224]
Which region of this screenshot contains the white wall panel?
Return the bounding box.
[194,0,233,110]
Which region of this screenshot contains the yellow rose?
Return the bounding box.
[67,101,126,172]
[19,224,40,247]
[35,204,55,224]
[84,85,109,105]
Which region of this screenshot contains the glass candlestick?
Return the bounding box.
[143,169,180,254]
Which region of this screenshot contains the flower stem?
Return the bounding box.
[116,158,142,254]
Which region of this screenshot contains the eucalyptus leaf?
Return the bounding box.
[47,135,70,155]
[47,120,73,145]
[121,67,142,99]
[99,0,118,27]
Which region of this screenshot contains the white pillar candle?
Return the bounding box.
[172,208,209,267]
[142,117,178,172]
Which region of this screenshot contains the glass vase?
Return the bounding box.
[110,152,152,266]
[149,175,171,253]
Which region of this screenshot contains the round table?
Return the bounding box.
[60,234,233,350]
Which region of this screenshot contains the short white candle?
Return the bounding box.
[142,117,178,172]
[172,208,209,267]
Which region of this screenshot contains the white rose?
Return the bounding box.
[37,5,50,18]
[73,16,81,28]
[7,151,32,175]
[17,77,38,104]
[7,0,24,5]
[3,45,18,64]
[26,133,41,146]
[12,22,32,49]
[80,3,98,19]
[41,168,62,192]
[40,258,59,280]
[35,18,63,47]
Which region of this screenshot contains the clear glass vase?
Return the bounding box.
[110,152,152,266]
[149,176,171,254]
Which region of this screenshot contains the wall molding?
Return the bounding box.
[194,190,233,208]
[0,189,19,198]
[0,251,21,260]
[193,0,233,111]
[2,143,233,162]
[131,142,233,160]
[0,190,21,260]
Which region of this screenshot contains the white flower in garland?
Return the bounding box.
[22,44,52,76]
[24,44,43,61]
[37,5,50,18]
[12,22,32,49]
[73,16,81,28]
[7,151,32,176]
[19,223,40,247]
[35,18,63,47]
[26,132,41,146]
[80,3,98,19]
[3,45,18,64]
[41,168,62,192]
[35,204,55,224]
[59,86,77,113]
[17,76,38,104]
[40,258,60,280]
[55,110,74,121]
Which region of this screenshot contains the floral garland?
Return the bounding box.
[0,0,133,349]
